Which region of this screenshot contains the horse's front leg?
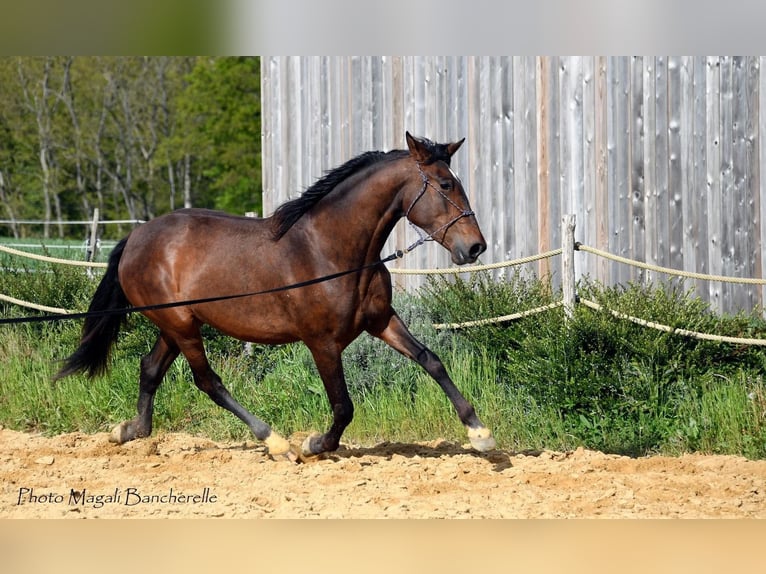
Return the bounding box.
[301,344,354,457]
[371,312,496,452]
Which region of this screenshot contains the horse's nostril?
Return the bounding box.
[469,242,486,259]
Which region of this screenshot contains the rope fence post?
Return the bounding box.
[86,208,100,279]
[562,214,576,321]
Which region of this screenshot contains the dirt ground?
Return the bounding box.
[1,427,765,518]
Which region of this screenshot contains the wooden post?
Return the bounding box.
[88,208,99,261]
[562,214,577,321]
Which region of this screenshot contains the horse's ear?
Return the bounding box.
[406,131,430,163]
[447,138,465,157]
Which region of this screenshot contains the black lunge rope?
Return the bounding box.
[0,251,406,326]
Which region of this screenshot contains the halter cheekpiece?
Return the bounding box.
[401,161,475,254]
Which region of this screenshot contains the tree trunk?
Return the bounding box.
[0,170,19,238]
[183,153,192,208]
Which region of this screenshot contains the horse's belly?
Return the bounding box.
[197,302,304,345]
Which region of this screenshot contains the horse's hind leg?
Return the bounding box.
[178,335,296,460]
[371,312,496,452]
[110,335,179,444]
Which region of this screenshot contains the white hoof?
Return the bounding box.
[466,426,496,452]
[264,432,291,456]
[109,422,130,444]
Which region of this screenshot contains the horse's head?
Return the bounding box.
[403,132,487,265]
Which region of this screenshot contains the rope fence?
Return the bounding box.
[0,292,69,315]
[0,244,108,268]
[576,244,766,285]
[1,214,765,347]
[432,302,563,330]
[388,249,563,275]
[578,298,766,346]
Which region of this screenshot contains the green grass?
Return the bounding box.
[0,259,765,459]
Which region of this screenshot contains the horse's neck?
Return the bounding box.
[305,165,408,265]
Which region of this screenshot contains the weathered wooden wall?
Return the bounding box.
[261,56,765,315]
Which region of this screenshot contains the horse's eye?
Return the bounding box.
[440,181,453,191]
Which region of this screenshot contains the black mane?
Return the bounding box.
[270,149,408,240]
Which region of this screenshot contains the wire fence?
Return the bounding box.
[1,214,765,347]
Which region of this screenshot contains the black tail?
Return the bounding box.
[54,238,131,380]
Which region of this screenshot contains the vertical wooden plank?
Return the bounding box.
[631,56,646,284]
[654,57,670,274]
[289,56,305,193]
[536,56,551,280]
[340,57,352,160]
[732,56,750,309]
[452,56,472,235]
[582,56,596,280]
[298,57,310,193]
[323,56,334,167]
[318,57,331,180]
[269,55,285,211]
[560,57,573,218]
[643,57,658,282]
[720,56,736,311]
[391,56,404,146]
[498,57,514,273]
[560,56,584,239]
[481,56,505,272]
[306,57,321,188]
[378,56,392,149]
[746,56,760,308]
[595,56,609,284]
[260,56,274,214]
[571,57,585,238]
[706,56,723,312]
[679,56,696,294]
[366,56,380,151]
[455,56,469,165]
[608,56,631,285]
[349,56,362,153]
[667,56,684,275]
[477,57,494,276]
[548,56,562,286]
[606,56,617,281]
[692,57,709,294]
[759,56,766,309]
[513,56,538,264]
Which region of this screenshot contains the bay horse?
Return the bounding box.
[55,132,496,460]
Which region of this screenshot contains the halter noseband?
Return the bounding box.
[402,161,475,254]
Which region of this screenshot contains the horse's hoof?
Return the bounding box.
[301,432,323,457]
[269,445,302,464]
[109,422,131,444]
[470,435,497,452]
[466,426,496,452]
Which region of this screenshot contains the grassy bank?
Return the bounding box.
[0,259,765,459]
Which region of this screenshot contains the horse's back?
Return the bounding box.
[123,208,271,258]
[117,208,275,304]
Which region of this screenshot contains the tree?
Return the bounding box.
[0,57,263,239]
[168,57,262,215]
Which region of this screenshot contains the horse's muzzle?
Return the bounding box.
[451,239,487,265]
